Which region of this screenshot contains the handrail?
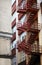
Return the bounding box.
[18,42,42,53]
[17,0,40,11]
[17,0,27,11]
[17,20,41,31]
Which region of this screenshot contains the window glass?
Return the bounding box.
[20,15,26,25]
[12,26,16,33]
[20,32,26,42]
[12,0,15,5]
[12,12,16,22]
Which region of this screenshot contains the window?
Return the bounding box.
[19,32,26,42]
[12,0,15,5]
[20,15,26,25]
[22,36,25,40]
[12,26,16,33]
[12,11,16,21]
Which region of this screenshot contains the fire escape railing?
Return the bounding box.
[17,19,41,32]
[17,0,40,13]
[17,0,41,55]
[17,39,42,54]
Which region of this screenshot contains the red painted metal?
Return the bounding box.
[18,0,23,5]
[17,12,38,32]
[18,28,39,53]
[18,13,24,20]
[18,30,24,35]
[28,32,38,44]
[12,1,16,15]
[12,0,23,15]
[11,19,16,29]
[17,0,39,13]
[11,32,16,42]
[18,39,32,54]
[17,0,40,54]
[18,38,39,54]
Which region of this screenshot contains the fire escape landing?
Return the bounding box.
[17,0,41,57]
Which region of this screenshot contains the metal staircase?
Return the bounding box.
[17,0,40,54]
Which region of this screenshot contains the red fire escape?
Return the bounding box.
[17,0,40,54]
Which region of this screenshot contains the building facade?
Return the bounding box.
[0,0,12,65]
[11,0,42,65]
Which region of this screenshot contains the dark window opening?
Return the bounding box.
[29,54,40,65]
